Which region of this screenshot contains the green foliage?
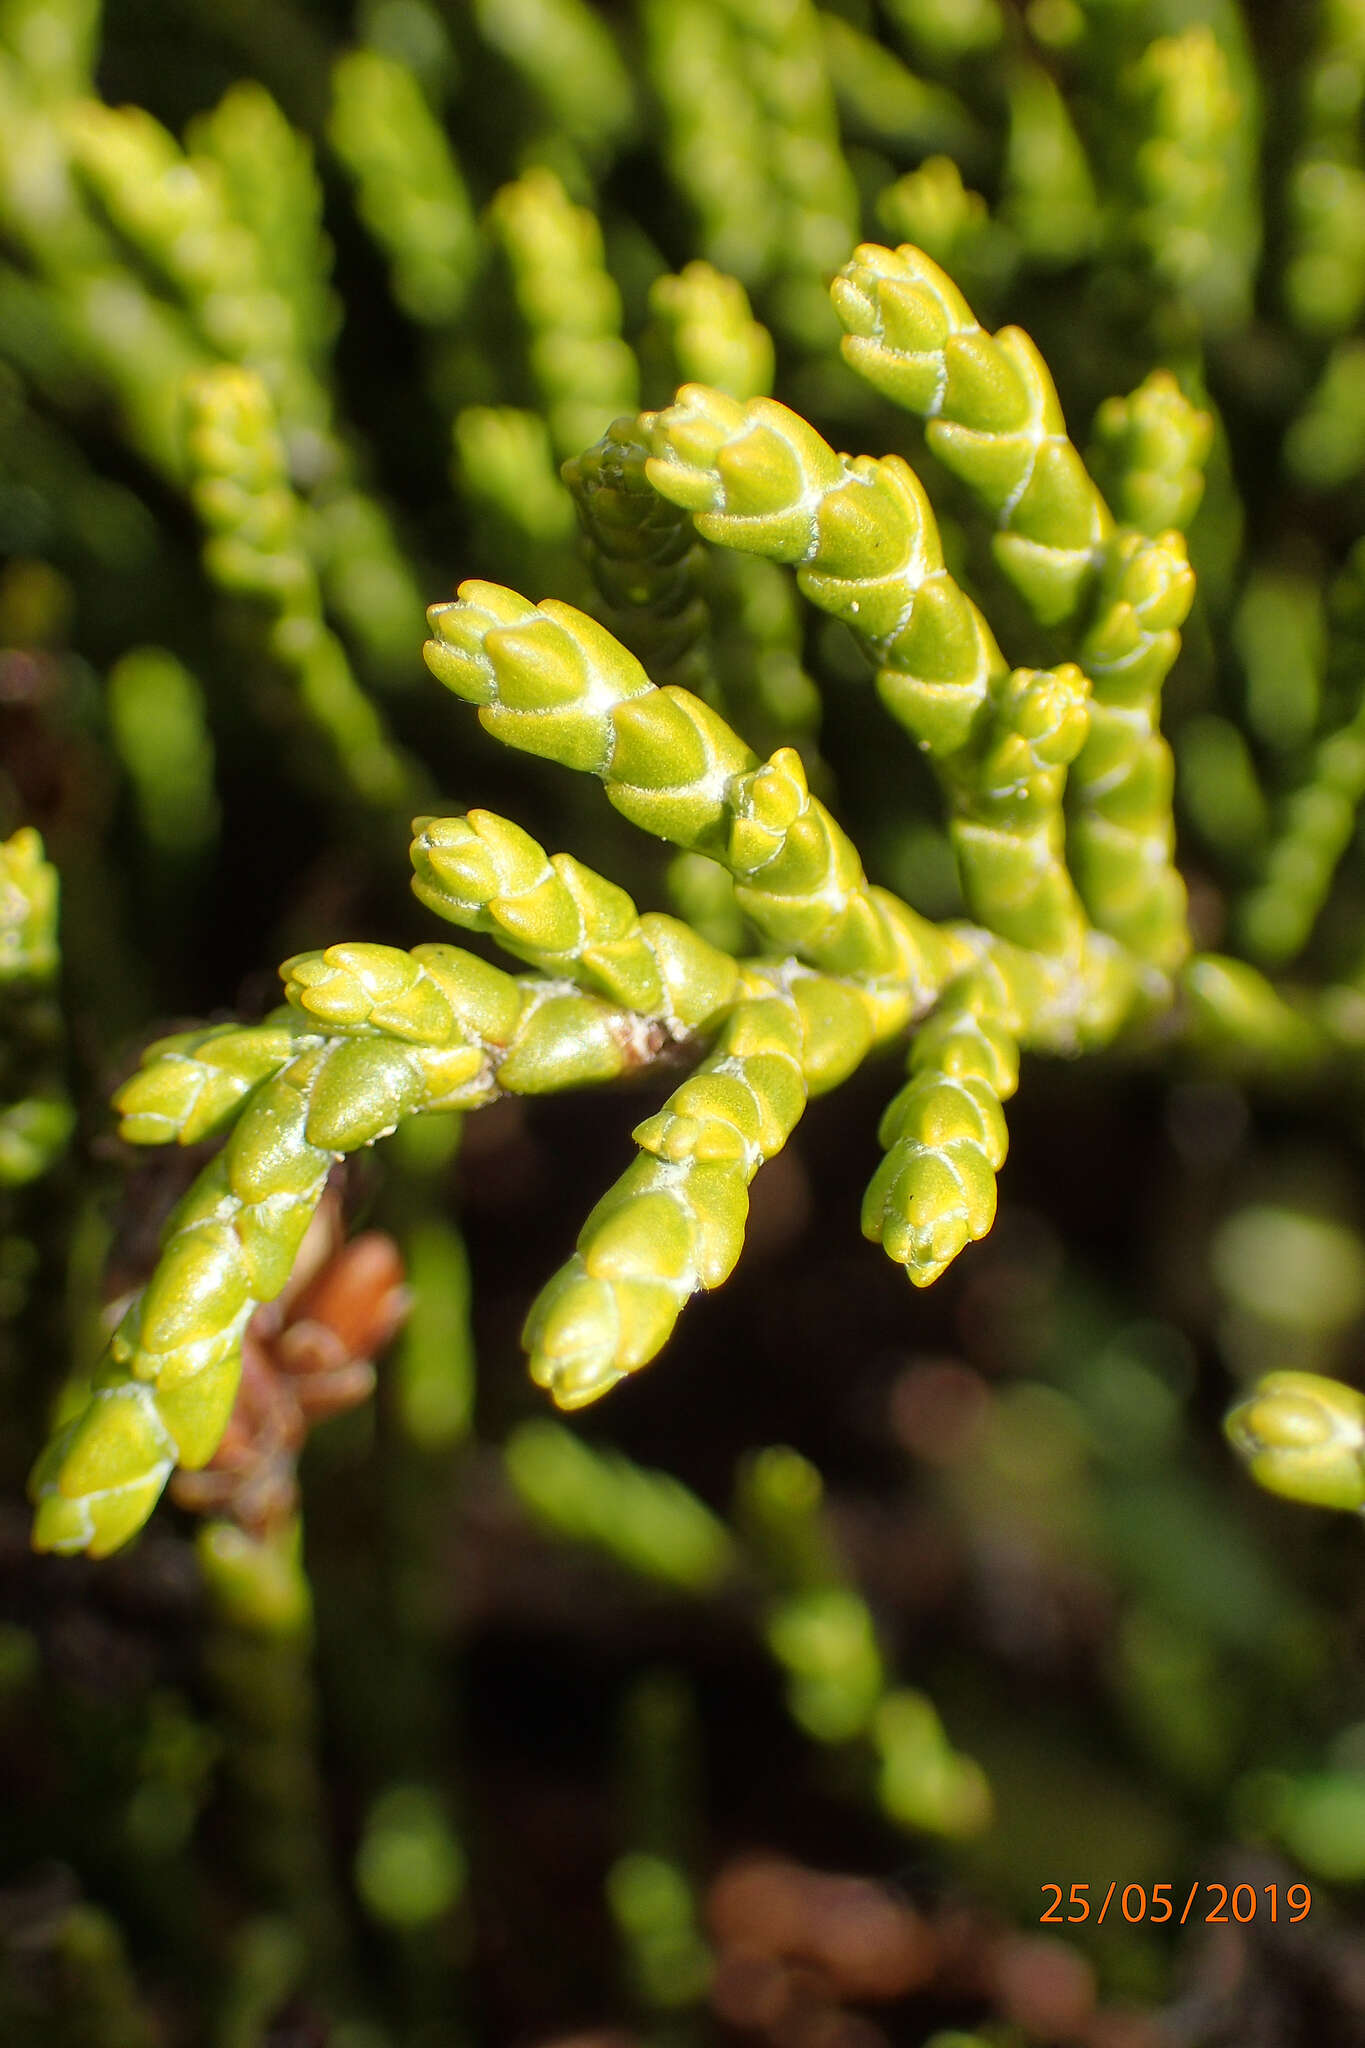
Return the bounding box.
[0,825,57,985]
[1071,528,1195,970]
[1123,23,1260,332]
[834,239,1111,626]
[1090,368,1213,536]
[491,165,638,463]
[504,1418,736,1589]
[32,940,685,1551]
[107,648,220,857]
[6,1,1365,2038]
[328,49,476,328]
[738,1444,989,1830]
[1225,1370,1365,1513]
[0,827,72,1185]
[20,191,1336,1542]
[184,365,421,812]
[1285,0,1365,338]
[864,978,1018,1286]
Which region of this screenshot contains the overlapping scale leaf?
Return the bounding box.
[525,978,876,1407]
[832,241,1111,625]
[644,383,1006,758]
[863,982,1019,1288]
[424,579,959,1010]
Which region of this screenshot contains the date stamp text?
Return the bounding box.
[1040,1882,1312,1927]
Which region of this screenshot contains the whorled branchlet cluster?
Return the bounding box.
[33,237,1233,1554]
[410,809,740,1034]
[424,577,958,1011]
[30,940,680,1553]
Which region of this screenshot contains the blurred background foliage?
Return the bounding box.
[4,0,1365,2042]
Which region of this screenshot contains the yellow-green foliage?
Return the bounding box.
[10,9,1365,2043]
[26,235,1221,1552]
[7,0,1365,1565]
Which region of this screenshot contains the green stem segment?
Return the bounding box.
[864,976,1018,1287]
[831,241,1111,626]
[524,970,875,1407]
[644,383,1006,761]
[1069,530,1196,975]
